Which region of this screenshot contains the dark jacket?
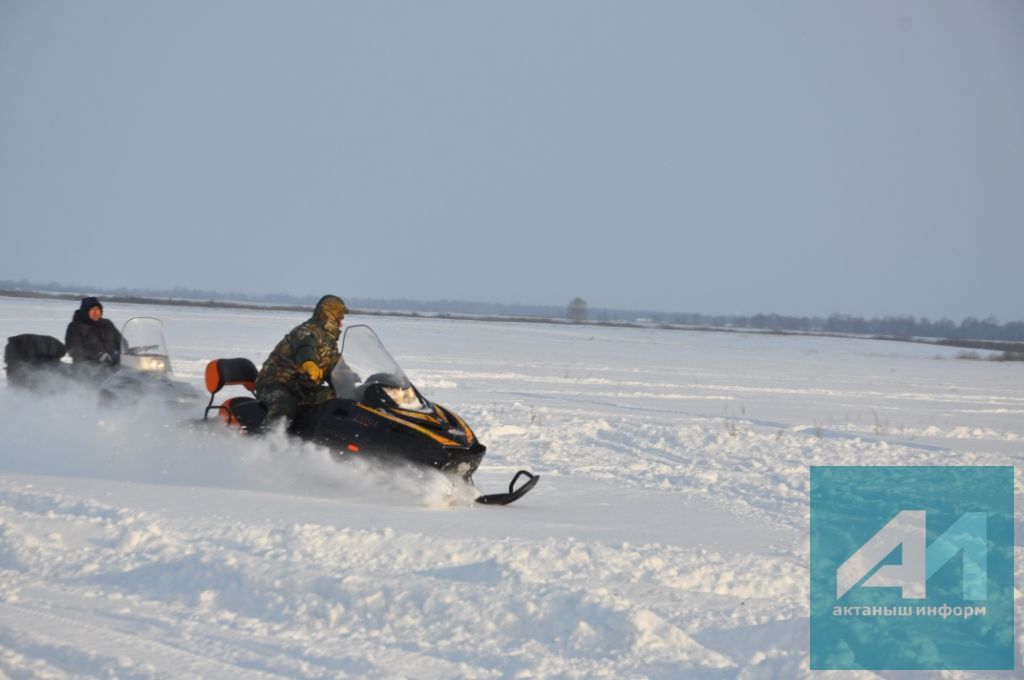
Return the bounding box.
[65,310,122,364]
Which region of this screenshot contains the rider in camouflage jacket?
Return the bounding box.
[254,295,346,426]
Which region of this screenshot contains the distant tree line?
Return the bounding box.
[639,312,1024,342]
[2,279,1022,342]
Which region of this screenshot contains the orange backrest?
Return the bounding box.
[205,358,258,395]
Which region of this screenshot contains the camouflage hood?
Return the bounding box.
[312,295,346,340]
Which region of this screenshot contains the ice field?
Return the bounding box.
[0,296,1021,678]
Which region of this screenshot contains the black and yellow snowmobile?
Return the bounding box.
[203,324,538,505]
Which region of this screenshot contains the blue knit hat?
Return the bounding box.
[79,297,102,313]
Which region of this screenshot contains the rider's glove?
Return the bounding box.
[301,360,323,383]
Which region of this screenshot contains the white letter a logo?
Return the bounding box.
[836,510,926,600]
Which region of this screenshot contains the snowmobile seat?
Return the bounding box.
[216,396,267,429]
[204,357,260,423]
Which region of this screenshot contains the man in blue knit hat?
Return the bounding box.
[65,297,122,366]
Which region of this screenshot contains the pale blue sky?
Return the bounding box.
[1,1,1022,319]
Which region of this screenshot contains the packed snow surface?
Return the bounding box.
[0,297,1021,678]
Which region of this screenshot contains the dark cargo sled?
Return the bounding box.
[4,333,71,390]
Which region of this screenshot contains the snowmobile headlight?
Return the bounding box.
[139,356,166,372]
[384,386,422,409]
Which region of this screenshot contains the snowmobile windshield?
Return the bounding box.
[119,317,172,373]
[334,325,414,401]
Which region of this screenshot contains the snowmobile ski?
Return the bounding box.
[475,470,539,506]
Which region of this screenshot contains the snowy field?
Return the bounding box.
[0,296,1021,679]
